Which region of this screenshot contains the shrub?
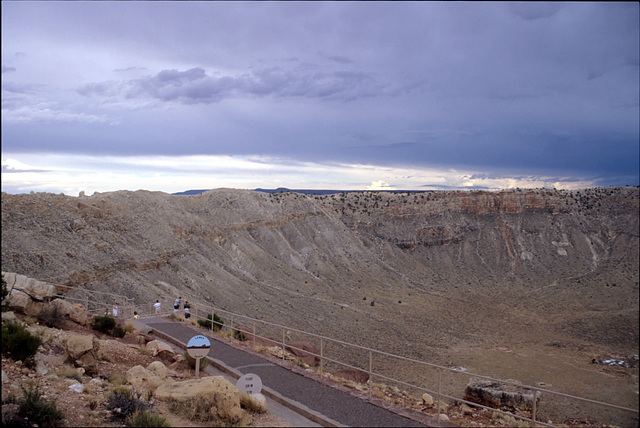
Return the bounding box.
[183,350,210,371]
[108,374,127,387]
[197,318,211,329]
[1,273,8,312]
[13,382,65,427]
[168,396,250,425]
[124,321,135,333]
[56,366,82,383]
[113,324,127,338]
[127,410,171,427]
[240,393,266,414]
[38,304,66,329]
[197,313,224,331]
[91,315,116,335]
[1,321,43,365]
[233,329,247,342]
[106,388,150,421]
[168,396,212,423]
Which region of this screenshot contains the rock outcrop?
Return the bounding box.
[333,368,369,384]
[155,375,247,423]
[64,334,100,375]
[146,340,175,359]
[463,378,540,414]
[126,364,165,391]
[285,342,320,367]
[2,271,88,325]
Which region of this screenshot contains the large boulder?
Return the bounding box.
[147,361,169,380]
[50,298,73,317]
[333,368,370,384]
[1,311,18,324]
[126,365,164,391]
[146,340,175,358]
[64,334,100,375]
[7,289,42,317]
[69,304,87,325]
[155,376,247,423]
[285,342,320,367]
[3,272,55,301]
[464,378,540,414]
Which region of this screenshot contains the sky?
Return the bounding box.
[2,1,638,196]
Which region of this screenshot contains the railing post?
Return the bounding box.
[531,390,538,428]
[252,320,256,348]
[282,328,286,361]
[84,289,89,313]
[320,338,324,377]
[437,368,442,422]
[368,350,373,400]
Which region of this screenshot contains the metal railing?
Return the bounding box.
[176,301,638,428]
[38,282,638,427]
[50,283,135,319]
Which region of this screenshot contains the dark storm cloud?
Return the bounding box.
[2,1,639,189]
[78,66,396,104]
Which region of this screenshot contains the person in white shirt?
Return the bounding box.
[174,296,181,316]
[154,300,161,316]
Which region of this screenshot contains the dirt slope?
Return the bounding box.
[2,187,638,417]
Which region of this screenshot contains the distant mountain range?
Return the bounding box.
[173,187,429,196]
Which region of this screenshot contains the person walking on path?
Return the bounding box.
[184,301,191,319]
[174,296,182,316]
[112,305,118,317]
[154,299,161,316]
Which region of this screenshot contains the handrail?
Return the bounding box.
[35,279,638,427]
[185,301,638,428]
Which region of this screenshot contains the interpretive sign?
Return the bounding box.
[187,335,211,359]
[237,373,262,395]
[187,335,211,378]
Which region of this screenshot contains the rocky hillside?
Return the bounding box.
[2,187,638,372]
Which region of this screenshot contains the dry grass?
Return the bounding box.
[240,393,267,414]
[168,396,251,427]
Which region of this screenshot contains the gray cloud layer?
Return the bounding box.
[2,1,638,186]
[77,66,398,104]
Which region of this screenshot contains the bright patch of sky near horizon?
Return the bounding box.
[2,2,638,196]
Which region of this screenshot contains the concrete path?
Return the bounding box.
[136,316,442,427]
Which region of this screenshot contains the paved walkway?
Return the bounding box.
[137,316,442,427]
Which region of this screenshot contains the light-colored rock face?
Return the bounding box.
[64,334,100,375]
[421,393,434,406]
[7,289,41,316]
[146,340,175,358]
[126,365,164,391]
[147,361,168,379]
[1,311,18,323]
[155,376,245,423]
[50,298,73,316]
[69,304,87,325]
[2,272,56,300]
[64,335,98,359]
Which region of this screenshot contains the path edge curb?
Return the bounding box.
[149,326,346,427]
